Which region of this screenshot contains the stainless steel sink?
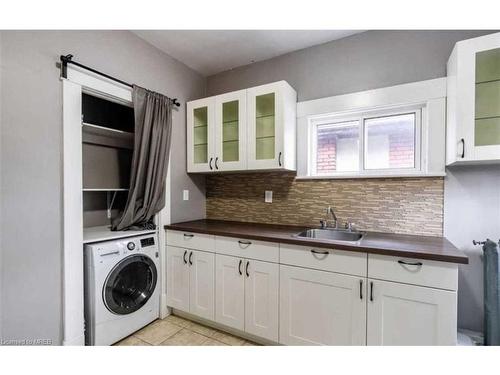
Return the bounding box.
[295,228,364,242]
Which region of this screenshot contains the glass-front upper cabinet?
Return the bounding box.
[446,32,500,165]
[214,90,247,171]
[247,81,297,170]
[187,97,215,173]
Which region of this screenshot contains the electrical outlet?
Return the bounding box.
[183,190,189,201]
[265,190,273,203]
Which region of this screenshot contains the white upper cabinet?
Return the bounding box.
[215,90,247,171]
[247,81,297,170]
[447,32,500,165]
[187,97,216,172]
[186,81,297,173]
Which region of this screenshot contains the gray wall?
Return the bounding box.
[444,165,500,332]
[0,31,206,344]
[207,30,492,100]
[207,30,498,332]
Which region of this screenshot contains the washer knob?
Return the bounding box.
[127,242,135,251]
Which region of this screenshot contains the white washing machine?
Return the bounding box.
[84,234,160,345]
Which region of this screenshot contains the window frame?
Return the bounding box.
[308,104,423,177]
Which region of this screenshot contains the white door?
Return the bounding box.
[280,265,366,345]
[247,82,284,170]
[166,246,190,312]
[215,254,245,330]
[215,90,247,171]
[244,260,279,342]
[367,279,457,345]
[188,250,215,320]
[187,97,216,173]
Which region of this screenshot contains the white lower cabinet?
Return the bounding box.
[166,246,190,312]
[215,254,245,330]
[166,246,215,320]
[279,265,367,346]
[189,250,215,320]
[367,279,457,345]
[166,230,460,346]
[215,254,279,342]
[244,259,279,341]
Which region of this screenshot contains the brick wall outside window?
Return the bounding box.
[316,121,414,173]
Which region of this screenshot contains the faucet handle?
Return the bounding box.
[345,221,356,231]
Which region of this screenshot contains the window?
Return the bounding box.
[309,106,421,177]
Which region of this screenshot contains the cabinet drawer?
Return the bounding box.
[368,254,458,291]
[215,236,279,263]
[166,230,215,252]
[280,244,367,277]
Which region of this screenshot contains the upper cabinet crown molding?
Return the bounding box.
[446,32,500,165]
[186,80,297,173]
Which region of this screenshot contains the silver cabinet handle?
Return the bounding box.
[398,260,423,267]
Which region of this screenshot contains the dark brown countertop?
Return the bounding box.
[165,219,468,264]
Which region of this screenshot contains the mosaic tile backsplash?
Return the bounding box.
[206,173,444,236]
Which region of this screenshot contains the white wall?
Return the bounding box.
[0,31,206,344]
[444,165,500,332]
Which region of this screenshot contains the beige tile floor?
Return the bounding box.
[115,314,259,346]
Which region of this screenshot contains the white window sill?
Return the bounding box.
[296,172,446,180]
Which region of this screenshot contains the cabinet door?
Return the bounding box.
[367,279,457,345]
[215,90,247,171]
[247,82,284,170]
[166,246,190,312]
[473,43,500,160]
[189,250,215,320]
[215,254,245,330]
[244,260,279,342]
[280,265,366,345]
[187,97,215,173]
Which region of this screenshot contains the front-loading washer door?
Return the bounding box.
[103,254,158,315]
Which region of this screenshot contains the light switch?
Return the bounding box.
[265,190,273,203]
[183,190,189,201]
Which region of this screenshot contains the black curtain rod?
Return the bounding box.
[60,54,181,107]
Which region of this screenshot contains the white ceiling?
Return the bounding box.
[133,30,365,76]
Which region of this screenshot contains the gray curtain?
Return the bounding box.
[112,85,173,231]
[484,239,500,345]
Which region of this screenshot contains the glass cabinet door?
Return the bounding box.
[215,90,246,171]
[475,47,500,147]
[255,92,276,160]
[193,106,209,164]
[247,82,285,170]
[187,97,214,173]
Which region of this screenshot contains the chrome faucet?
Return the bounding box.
[320,206,338,229]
